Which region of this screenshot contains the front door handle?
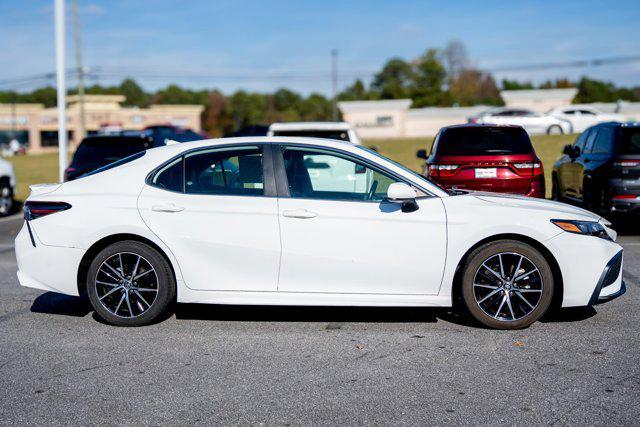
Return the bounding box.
[282,209,317,219]
[152,203,184,213]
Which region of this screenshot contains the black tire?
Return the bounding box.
[461,240,554,330]
[86,240,175,326]
[547,125,563,135]
[0,179,13,217]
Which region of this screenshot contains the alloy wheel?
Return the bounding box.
[0,186,12,215]
[95,252,159,318]
[472,252,544,321]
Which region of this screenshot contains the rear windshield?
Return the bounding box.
[620,128,640,154]
[272,130,350,142]
[435,127,533,156]
[72,137,151,167]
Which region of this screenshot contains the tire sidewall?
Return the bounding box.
[461,241,554,330]
[0,182,13,216]
[86,241,175,327]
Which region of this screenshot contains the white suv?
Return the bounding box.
[267,122,362,145]
[0,157,16,216]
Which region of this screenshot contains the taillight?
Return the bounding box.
[24,201,71,220]
[612,194,639,200]
[512,161,543,176]
[613,160,640,167]
[427,164,459,177]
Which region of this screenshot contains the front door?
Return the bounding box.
[138,145,280,291]
[275,145,447,295]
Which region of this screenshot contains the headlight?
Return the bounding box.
[551,219,610,239]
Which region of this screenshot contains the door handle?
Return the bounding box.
[152,203,184,213]
[282,209,317,219]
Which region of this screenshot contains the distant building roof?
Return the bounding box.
[500,88,578,104]
[338,99,412,112]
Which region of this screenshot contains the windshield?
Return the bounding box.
[353,145,450,195]
[272,129,350,141]
[436,127,533,156]
[620,128,640,154]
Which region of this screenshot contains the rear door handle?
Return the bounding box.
[152,203,184,213]
[282,209,317,219]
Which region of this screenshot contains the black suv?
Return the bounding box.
[552,122,640,216]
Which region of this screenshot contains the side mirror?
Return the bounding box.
[563,144,578,158]
[387,183,419,213]
[416,149,428,160]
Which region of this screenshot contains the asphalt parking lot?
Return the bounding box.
[1,214,639,425]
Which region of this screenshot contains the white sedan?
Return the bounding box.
[15,137,625,329]
[470,108,572,135]
[548,106,625,133]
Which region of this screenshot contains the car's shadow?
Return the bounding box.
[30,291,598,328]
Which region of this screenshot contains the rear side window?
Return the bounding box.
[620,128,640,154]
[152,158,183,192]
[272,130,350,142]
[435,127,533,156]
[184,146,264,196]
[591,128,614,154]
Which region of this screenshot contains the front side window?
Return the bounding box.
[574,129,590,152]
[592,128,614,154]
[282,147,400,202]
[584,129,599,153]
[184,146,264,196]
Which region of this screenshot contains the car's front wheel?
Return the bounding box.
[547,125,563,135]
[86,240,175,326]
[461,240,554,329]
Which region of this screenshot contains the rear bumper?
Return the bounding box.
[607,179,640,214]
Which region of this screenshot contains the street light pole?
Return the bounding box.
[54,0,68,182]
[72,0,86,141]
[331,49,338,121]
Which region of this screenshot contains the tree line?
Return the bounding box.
[1,41,638,136]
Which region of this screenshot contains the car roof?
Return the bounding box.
[269,122,352,131]
[80,133,152,143]
[440,123,525,131]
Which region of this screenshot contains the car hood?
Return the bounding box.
[463,191,602,221]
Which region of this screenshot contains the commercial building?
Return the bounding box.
[0,95,204,153]
[339,88,640,139]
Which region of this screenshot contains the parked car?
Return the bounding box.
[268,122,362,145]
[17,137,624,330]
[142,125,206,144]
[65,134,156,181]
[417,124,545,197]
[469,107,571,135]
[548,106,624,133]
[552,122,640,217]
[0,157,16,216]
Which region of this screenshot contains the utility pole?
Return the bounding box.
[72,0,86,141]
[55,0,68,182]
[331,49,338,121]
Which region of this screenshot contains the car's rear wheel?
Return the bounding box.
[86,241,175,326]
[461,240,554,329]
[547,125,563,135]
[0,180,13,217]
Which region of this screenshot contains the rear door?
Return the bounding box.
[138,144,281,292]
[573,128,599,201]
[274,144,447,295]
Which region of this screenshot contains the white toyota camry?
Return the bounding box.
[15,137,625,329]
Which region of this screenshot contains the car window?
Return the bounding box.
[563,110,577,115]
[72,137,151,167]
[184,146,264,196]
[152,157,183,192]
[579,110,596,116]
[271,130,350,142]
[584,129,599,153]
[574,129,590,152]
[591,127,614,154]
[620,128,640,154]
[435,127,533,156]
[282,147,400,202]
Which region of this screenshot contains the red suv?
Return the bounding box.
[417,124,545,197]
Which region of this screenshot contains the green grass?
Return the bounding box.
[2,133,577,202]
[367,134,578,198]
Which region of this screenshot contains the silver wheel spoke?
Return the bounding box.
[518,289,542,293]
[494,294,507,318]
[131,256,142,278]
[134,290,151,307]
[515,291,536,310]
[498,254,505,278]
[482,263,504,281]
[103,262,124,280]
[118,254,125,277]
[473,283,499,290]
[506,295,515,320]
[131,287,157,292]
[125,292,134,317]
[114,292,126,315]
[97,280,120,287]
[99,286,123,300]
[134,269,153,280]
[478,288,501,304]
[514,268,538,282]
[513,255,524,280]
